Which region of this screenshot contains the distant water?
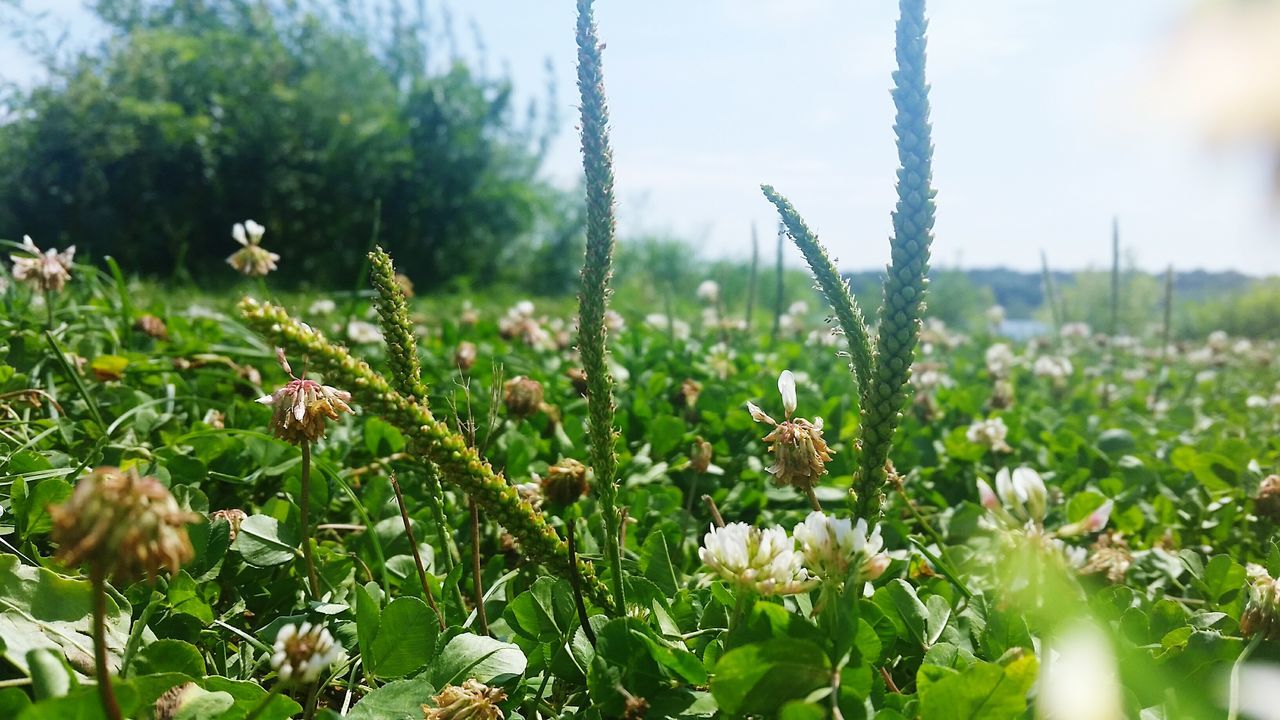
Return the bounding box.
[999,319,1048,340]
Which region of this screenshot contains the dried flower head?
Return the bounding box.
[226,220,279,277]
[210,508,249,541]
[134,314,169,340]
[1255,474,1280,522]
[271,622,343,685]
[793,511,889,585]
[11,235,75,292]
[455,341,478,372]
[677,378,702,409]
[1081,532,1132,584]
[541,458,589,505]
[699,522,816,596]
[1242,564,1280,641]
[395,273,415,298]
[690,437,714,474]
[747,370,834,492]
[503,376,544,418]
[49,466,199,583]
[256,348,353,444]
[423,678,507,720]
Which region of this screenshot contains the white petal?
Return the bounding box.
[778,370,797,417]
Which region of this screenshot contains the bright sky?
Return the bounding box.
[5,0,1280,275]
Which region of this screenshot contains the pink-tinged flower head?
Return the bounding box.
[11,235,75,292]
[257,348,352,444]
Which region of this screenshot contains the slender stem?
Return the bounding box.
[243,685,282,720]
[44,287,54,328]
[390,473,445,630]
[90,569,123,720]
[566,523,597,646]
[120,590,163,677]
[299,441,321,598]
[702,495,725,528]
[1228,633,1263,720]
[468,498,489,634]
[303,682,320,720]
[804,487,823,512]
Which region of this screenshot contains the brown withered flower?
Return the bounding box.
[676,378,702,410]
[541,458,589,505]
[1255,474,1280,522]
[210,508,249,541]
[1242,564,1280,641]
[747,370,834,493]
[134,314,169,340]
[1081,532,1132,584]
[503,376,544,418]
[454,341,478,372]
[566,367,589,396]
[256,348,353,444]
[423,678,507,720]
[49,466,199,583]
[689,438,713,474]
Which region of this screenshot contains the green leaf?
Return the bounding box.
[15,477,72,539]
[347,677,437,720]
[363,597,439,678]
[709,637,832,716]
[234,515,299,567]
[639,532,679,597]
[27,648,75,700]
[430,633,527,688]
[886,579,929,646]
[917,654,1038,720]
[131,639,207,677]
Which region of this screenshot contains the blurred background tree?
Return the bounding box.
[0,0,572,289]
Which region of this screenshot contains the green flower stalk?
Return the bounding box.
[368,246,427,401]
[575,0,626,615]
[855,0,938,519]
[238,298,613,610]
[761,185,874,398]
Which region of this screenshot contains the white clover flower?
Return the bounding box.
[1033,355,1073,384]
[346,320,383,344]
[308,299,337,316]
[1247,394,1269,409]
[1060,322,1092,340]
[793,511,888,584]
[1207,329,1230,352]
[271,622,343,685]
[696,279,720,303]
[1036,621,1122,720]
[11,235,75,292]
[991,467,1048,524]
[644,313,690,340]
[985,343,1016,378]
[226,220,279,277]
[699,522,816,595]
[986,304,1006,327]
[966,417,1012,453]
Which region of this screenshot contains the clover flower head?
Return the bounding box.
[1241,564,1280,641]
[699,522,816,595]
[696,279,720,303]
[793,511,888,584]
[226,220,279,277]
[984,343,1016,377]
[424,678,507,720]
[967,417,1012,453]
[346,319,384,344]
[541,458,589,505]
[503,376,544,418]
[986,305,1006,326]
[1060,322,1092,340]
[271,622,343,685]
[256,348,353,444]
[1033,355,1073,384]
[747,370,834,492]
[11,235,75,292]
[50,466,199,583]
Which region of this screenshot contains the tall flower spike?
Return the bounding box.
[238,298,613,609]
[11,235,75,292]
[575,0,626,615]
[369,247,427,400]
[856,0,938,519]
[256,349,353,444]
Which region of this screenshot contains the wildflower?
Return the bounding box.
[503,376,544,418]
[210,509,248,541]
[423,679,507,720]
[604,309,626,333]
[270,622,343,685]
[644,313,690,340]
[134,314,169,340]
[49,466,199,583]
[676,378,702,409]
[1033,355,1073,384]
[1242,564,1280,641]
[202,409,226,429]
[1207,329,1230,352]
[454,341,478,372]
[514,481,543,510]
[308,299,337,316]
[1057,499,1113,537]
[990,378,1015,410]
[978,466,1048,526]
[985,304,1006,328]
[498,301,553,350]
[1247,394,1268,409]
[793,511,889,585]
[226,220,279,277]
[460,301,479,327]
[1255,474,1280,522]
[1081,532,1131,584]
[1060,322,1091,340]
[984,343,1015,378]
[346,320,383,344]
[690,438,714,474]
[256,348,353,444]
[696,279,720,303]
[1036,621,1123,720]
[699,522,816,595]
[541,458,589,505]
[747,370,834,493]
[10,235,74,292]
[966,417,1012,453]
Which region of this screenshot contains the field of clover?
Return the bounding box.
[2,1,1280,719]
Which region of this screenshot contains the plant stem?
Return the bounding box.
[566,523,597,646]
[44,287,54,328]
[390,472,445,630]
[468,498,489,635]
[90,569,122,720]
[120,589,163,677]
[243,685,282,720]
[702,495,725,528]
[1228,633,1263,720]
[299,441,321,598]
[804,487,822,512]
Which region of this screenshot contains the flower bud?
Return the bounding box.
[1242,564,1280,641]
[10,235,74,292]
[49,466,199,583]
[689,438,713,474]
